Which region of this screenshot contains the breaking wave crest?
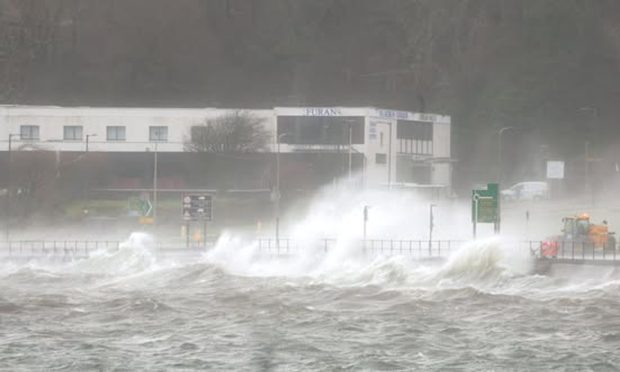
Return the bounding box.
[202,233,539,292]
[67,232,158,276]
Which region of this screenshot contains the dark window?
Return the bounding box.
[376,153,387,164]
[149,126,168,142]
[107,126,126,141]
[20,125,39,140]
[277,116,364,145]
[63,126,83,140]
[397,120,433,154]
[396,120,433,141]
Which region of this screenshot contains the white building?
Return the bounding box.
[0,105,452,193]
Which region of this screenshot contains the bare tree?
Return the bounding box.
[185,111,269,153]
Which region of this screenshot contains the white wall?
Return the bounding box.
[0,105,452,189]
[0,106,275,152]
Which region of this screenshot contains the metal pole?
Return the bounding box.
[203,220,207,249]
[5,134,18,242]
[429,204,436,255]
[5,135,11,242]
[363,205,369,254]
[584,141,589,201]
[363,206,368,240]
[275,133,286,251]
[348,123,352,181]
[186,221,190,249]
[153,142,158,234]
[388,122,392,188]
[473,197,478,239]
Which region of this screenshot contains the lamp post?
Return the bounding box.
[348,123,353,181]
[5,133,20,241]
[498,126,515,185]
[275,133,287,249]
[429,204,436,255]
[387,122,392,188]
[343,118,355,181]
[152,141,159,235]
[363,205,370,254]
[85,133,97,152]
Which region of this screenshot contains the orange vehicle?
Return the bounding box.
[541,214,616,257]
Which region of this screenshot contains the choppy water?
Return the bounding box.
[2,234,620,371]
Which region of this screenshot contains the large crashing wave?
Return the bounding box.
[203,233,537,291]
[68,232,158,276]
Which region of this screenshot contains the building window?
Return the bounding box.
[63,126,83,141]
[376,153,387,164]
[107,126,126,141]
[276,116,365,145]
[396,120,433,155]
[149,126,168,142]
[20,125,39,140]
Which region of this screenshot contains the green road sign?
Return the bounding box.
[128,197,153,217]
[472,183,499,223]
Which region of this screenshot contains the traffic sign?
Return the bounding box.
[546,160,565,179]
[128,197,153,217]
[182,194,213,221]
[471,183,499,223]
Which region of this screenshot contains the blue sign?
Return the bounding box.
[377,109,409,120]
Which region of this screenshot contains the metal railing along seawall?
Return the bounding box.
[1,239,619,265]
[0,240,121,260]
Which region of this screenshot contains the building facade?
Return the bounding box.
[0,105,452,193]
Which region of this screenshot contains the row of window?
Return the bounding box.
[17,125,169,142]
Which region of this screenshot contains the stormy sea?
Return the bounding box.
[1,231,620,372]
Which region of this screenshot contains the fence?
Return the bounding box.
[256,238,466,259]
[1,239,619,265]
[0,240,120,259]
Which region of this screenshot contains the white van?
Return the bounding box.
[501,181,549,201]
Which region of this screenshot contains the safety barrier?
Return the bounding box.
[526,240,618,264]
[1,239,619,265]
[0,240,120,259]
[256,239,468,259]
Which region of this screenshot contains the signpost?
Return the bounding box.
[129,196,154,224]
[182,194,213,248]
[472,183,500,238]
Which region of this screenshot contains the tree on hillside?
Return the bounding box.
[185,111,270,153]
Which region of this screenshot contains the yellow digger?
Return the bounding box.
[542,213,616,257]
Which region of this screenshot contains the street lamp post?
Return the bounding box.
[429,204,436,255]
[275,133,287,250]
[152,142,159,237]
[387,122,392,188]
[348,123,353,181]
[5,133,20,241]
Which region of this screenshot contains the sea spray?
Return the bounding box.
[67,232,158,276]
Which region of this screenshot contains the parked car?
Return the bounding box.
[501,181,549,201]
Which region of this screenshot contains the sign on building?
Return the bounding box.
[546,160,565,179]
[182,194,213,221]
